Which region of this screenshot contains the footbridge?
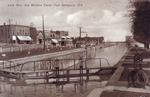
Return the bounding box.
[0,58,116,85]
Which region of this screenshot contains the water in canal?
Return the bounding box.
[0,44,127,97]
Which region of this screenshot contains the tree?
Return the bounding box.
[130,0,150,49]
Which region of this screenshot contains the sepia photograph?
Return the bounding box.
[0,0,150,97]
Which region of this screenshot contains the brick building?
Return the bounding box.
[0,24,37,44]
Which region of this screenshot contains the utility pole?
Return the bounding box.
[85,34,88,57]
[79,27,82,47]
[79,27,87,47]
[8,19,11,44]
[42,16,46,50]
[8,19,11,25]
[85,34,88,68]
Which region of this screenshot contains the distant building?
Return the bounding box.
[50,30,71,46]
[50,30,68,39]
[0,24,37,44]
[37,30,73,47]
[37,31,43,44]
[73,37,104,47]
[30,27,38,43]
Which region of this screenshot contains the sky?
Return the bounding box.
[0,0,132,41]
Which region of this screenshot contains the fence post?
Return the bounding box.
[79,65,83,93]
[99,59,102,69]
[67,70,70,82]
[55,67,60,89]
[34,61,36,72]
[74,59,76,70]
[86,69,89,81]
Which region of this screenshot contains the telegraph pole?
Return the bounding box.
[79,27,82,47]
[42,16,46,50]
[85,34,88,68]
[8,19,11,44]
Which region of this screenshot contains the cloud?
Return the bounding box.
[101,28,129,41]
[98,10,130,41]
[99,10,127,25]
[66,10,96,25]
[66,9,128,26]
[54,11,63,17]
[66,9,130,41]
[0,0,130,41]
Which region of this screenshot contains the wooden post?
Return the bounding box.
[99,74,102,88]
[79,65,83,93]
[46,71,49,83]
[0,84,1,93]
[74,83,77,93]
[34,61,36,72]
[74,59,76,70]
[99,59,101,69]
[10,62,11,71]
[86,69,89,81]
[55,67,60,89]
[13,62,16,72]
[49,60,51,70]
[61,85,64,92]
[67,70,70,82]
[80,65,83,83]
[2,61,4,69]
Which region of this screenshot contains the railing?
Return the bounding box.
[0,58,110,72]
[0,57,117,89]
[0,44,74,53]
[0,60,17,70]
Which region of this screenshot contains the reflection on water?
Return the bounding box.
[0,44,128,97]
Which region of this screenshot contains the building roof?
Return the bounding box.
[17,36,32,41]
[51,39,58,44]
[0,24,36,29]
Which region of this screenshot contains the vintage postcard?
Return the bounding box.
[0,0,149,97]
